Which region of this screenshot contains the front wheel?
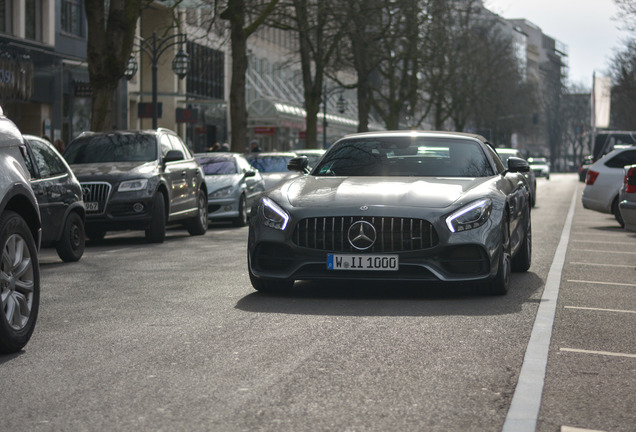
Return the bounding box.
[512,207,532,272]
[482,215,510,296]
[187,189,208,236]
[145,193,166,243]
[0,211,40,354]
[56,212,85,262]
[232,194,248,227]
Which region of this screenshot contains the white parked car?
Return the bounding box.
[194,152,266,227]
[619,164,636,231]
[528,157,550,179]
[582,146,636,227]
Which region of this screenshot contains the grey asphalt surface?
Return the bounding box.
[0,173,633,432]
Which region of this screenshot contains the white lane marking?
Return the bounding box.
[560,348,636,359]
[571,249,636,255]
[561,426,607,432]
[570,262,634,268]
[571,240,634,245]
[567,280,636,288]
[565,306,636,314]
[502,186,578,432]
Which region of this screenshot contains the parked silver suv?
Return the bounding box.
[0,107,41,354]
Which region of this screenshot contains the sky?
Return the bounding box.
[484,0,631,89]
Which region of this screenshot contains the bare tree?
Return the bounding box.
[610,39,636,129]
[220,0,280,152]
[85,0,147,131]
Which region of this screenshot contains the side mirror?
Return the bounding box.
[288,156,309,173]
[507,157,530,173]
[164,149,184,164]
[244,170,256,178]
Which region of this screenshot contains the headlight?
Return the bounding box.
[260,197,290,230]
[118,179,148,192]
[210,185,235,198]
[445,198,492,233]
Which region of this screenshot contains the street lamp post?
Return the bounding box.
[322,83,347,148]
[124,32,190,129]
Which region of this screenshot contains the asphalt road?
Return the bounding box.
[1,173,633,432]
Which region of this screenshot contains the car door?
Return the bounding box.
[166,133,201,217]
[24,138,75,243]
[237,156,265,203]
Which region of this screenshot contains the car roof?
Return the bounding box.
[339,130,489,143]
[495,148,520,154]
[246,152,297,157]
[194,152,241,158]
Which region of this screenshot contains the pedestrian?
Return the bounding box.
[54,138,65,153]
[250,140,262,152]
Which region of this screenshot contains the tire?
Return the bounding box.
[248,264,294,294]
[85,227,106,241]
[612,196,625,228]
[232,194,248,227]
[0,211,40,354]
[512,207,532,272]
[55,212,85,262]
[145,193,166,243]
[187,189,208,236]
[483,214,511,296]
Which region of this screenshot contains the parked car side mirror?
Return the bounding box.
[506,157,530,173]
[288,156,309,173]
[164,150,184,164]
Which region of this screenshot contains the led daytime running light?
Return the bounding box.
[262,197,290,230]
[446,198,491,233]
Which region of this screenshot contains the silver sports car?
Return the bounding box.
[248,131,532,295]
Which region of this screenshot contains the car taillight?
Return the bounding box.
[626,167,636,193]
[586,170,599,185]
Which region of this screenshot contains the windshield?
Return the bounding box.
[64,133,157,163]
[313,137,494,177]
[246,155,293,173]
[196,157,238,175]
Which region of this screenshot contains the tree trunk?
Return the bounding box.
[85,0,141,131]
[228,26,248,152]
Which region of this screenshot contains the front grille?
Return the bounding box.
[292,216,438,252]
[81,182,112,215]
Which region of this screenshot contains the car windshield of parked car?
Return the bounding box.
[64,134,157,163]
[312,138,494,177]
[247,156,293,173]
[196,156,238,175]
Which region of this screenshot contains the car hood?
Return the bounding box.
[204,174,240,190]
[279,176,491,209]
[262,172,302,189]
[70,161,158,181]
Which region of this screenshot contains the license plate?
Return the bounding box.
[85,202,99,211]
[327,254,399,271]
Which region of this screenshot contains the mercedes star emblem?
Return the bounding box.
[347,220,377,250]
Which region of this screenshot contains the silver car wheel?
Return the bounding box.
[1,233,35,331]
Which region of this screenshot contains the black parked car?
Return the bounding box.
[0,109,41,354]
[23,135,86,262]
[63,129,208,243]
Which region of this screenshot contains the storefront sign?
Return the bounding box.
[254,126,275,135]
[138,102,162,119]
[176,108,198,123]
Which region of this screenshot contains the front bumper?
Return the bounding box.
[207,197,239,220]
[248,206,504,284]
